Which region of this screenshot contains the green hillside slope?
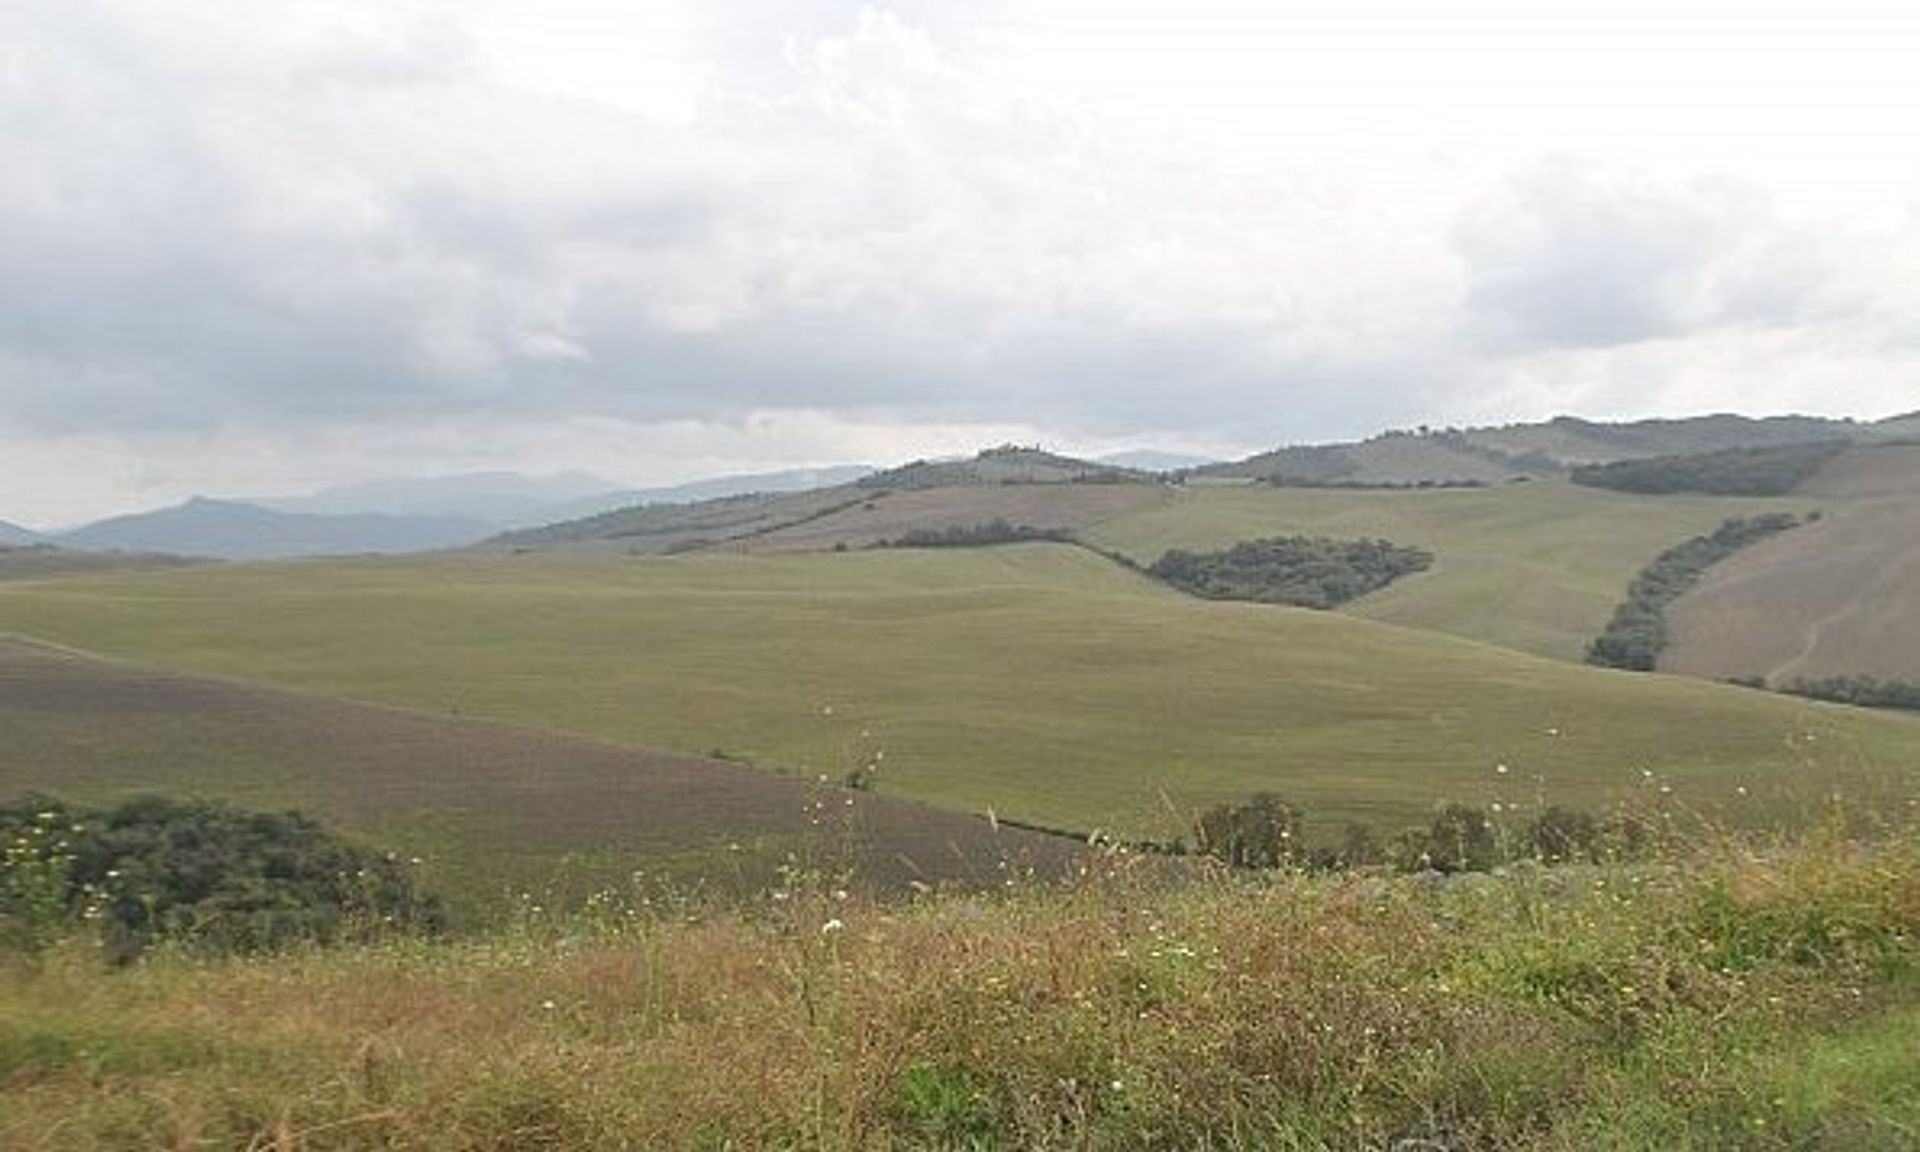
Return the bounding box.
[1084,479,1811,661]
[2,548,1912,842]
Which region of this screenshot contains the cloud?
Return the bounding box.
[2,2,1918,523]
[1453,161,1840,351]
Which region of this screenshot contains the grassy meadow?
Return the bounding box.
[1085,479,1814,661]
[3,545,1917,846]
[6,829,1920,1149]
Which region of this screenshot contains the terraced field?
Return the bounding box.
[2,547,1914,847]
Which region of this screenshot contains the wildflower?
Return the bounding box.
[821,918,844,934]
[1495,763,1509,775]
[541,1000,557,1011]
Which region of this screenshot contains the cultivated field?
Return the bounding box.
[1665,446,1920,684]
[0,639,1080,916]
[2,547,1915,845]
[1081,478,1812,661]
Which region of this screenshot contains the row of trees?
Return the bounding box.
[1191,794,1645,875]
[1775,675,1920,713]
[879,519,1074,548]
[1587,514,1802,670]
[1149,535,1433,609]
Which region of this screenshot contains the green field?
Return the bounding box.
[3,545,1915,844]
[1085,479,1813,661]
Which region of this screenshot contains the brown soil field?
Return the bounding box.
[1664,445,1920,684]
[0,639,1082,915]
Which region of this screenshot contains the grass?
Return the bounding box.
[5,827,1920,1149]
[0,640,1082,919]
[3,547,1919,847]
[1084,479,1814,661]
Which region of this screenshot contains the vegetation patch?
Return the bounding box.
[1148,535,1433,608]
[1,795,442,962]
[1588,514,1802,670]
[1777,675,1920,713]
[878,519,1073,548]
[7,829,1920,1148]
[1571,440,1849,496]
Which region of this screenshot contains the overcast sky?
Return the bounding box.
[4,0,1918,525]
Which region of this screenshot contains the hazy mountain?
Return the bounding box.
[1095,449,1218,472]
[60,498,492,559]
[261,465,876,530]
[0,518,42,545]
[259,471,624,526]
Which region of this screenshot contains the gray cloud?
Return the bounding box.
[1453,161,1837,351]
[1,0,1913,521]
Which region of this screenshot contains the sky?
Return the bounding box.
[3,0,1918,526]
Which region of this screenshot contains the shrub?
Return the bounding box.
[0,795,442,962]
[1193,794,1303,869]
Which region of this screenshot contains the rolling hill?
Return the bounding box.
[2,547,1915,845]
[60,496,493,559]
[1663,444,1920,685]
[0,637,1080,916]
[1197,412,1916,487]
[0,517,42,545]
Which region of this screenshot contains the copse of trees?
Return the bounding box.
[1570,440,1848,496]
[1,795,442,962]
[1586,514,1802,671]
[878,519,1074,548]
[1149,535,1433,609]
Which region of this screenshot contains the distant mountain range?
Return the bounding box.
[58,498,494,560]
[0,518,42,546]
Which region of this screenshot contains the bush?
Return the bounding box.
[1149,535,1432,609]
[1193,794,1303,869]
[0,795,442,962]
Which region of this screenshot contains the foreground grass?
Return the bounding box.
[5,548,1920,844]
[5,829,1919,1149]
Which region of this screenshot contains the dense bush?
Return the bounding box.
[880,519,1073,548]
[1149,535,1433,609]
[1587,514,1802,670]
[0,795,442,962]
[1779,675,1920,713]
[1570,440,1848,495]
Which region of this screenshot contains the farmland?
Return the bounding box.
[0,639,1080,917]
[3,545,1917,850]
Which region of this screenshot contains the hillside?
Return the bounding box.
[0,543,205,581]
[857,445,1147,489]
[1082,478,1811,661]
[2,548,1915,843]
[0,517,41,545]
[0,638,1079,914]
[61,497,493,559]
[1663,444,1920,685]
[489,447,1160,553]
[1201,412,1912,488]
